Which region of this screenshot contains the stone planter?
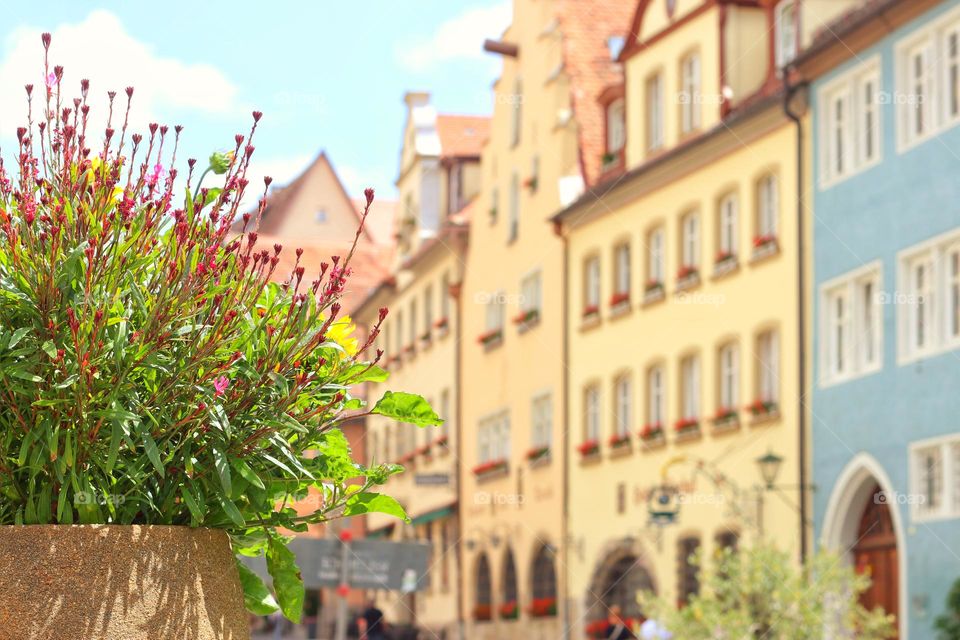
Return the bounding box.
[0,525,249,640]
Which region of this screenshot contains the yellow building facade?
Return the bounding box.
[458,1,633,639]
[357,93,486,639]
[551,0,859,631]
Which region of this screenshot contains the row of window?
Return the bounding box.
[473,545,558,621]
[581,173,779,314]
[819,6,960,187]
[378,271,453,363]
[819,227,960,384]
[581,328,780,446]
[911,433,960,522]
[480,271,543,345]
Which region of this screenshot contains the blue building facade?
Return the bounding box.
[808,1,960,637]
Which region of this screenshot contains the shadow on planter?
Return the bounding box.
[0,525,249,640]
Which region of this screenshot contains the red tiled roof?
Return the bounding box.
[436,115,490,158]
[557,0,634,186]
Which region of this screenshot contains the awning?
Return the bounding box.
[410,503,456,527]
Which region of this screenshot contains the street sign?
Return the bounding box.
[242,537,431,591]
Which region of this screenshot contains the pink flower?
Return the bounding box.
[147,162,164,186]
[45,72,57,89]
[213,376,230,396]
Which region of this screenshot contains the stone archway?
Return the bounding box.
[821,454,906,639]
[584,540,656,625]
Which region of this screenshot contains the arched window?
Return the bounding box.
[530,545,558,617]
[501,548,519,609]
[601,555,651,619]
[474,553,492,621]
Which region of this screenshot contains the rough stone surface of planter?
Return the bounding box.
[0,525,249,640]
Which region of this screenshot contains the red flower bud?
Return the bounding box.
[41,32,51,49]
[364,187,375,207]
[252,110,263,122]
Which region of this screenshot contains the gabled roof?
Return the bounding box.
[556,0,635,186]
[436,115,490,159]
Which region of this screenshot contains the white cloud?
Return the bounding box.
[0,10,240,140]
[336,163,395,200]
[398,2,512,72]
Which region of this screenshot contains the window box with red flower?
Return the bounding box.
[513,308,540,333]
[473,604,492,622]
[477,328,503,350]
[712,406,740,431]
[433,316,450,338]
[585,619,609,638]
[674,417,701,441]
[499,600,519,620]
[577,439,600,459]
[528,597,558,618]
[676,265,699,289]
[523,175,538,192]
[525,445,550,463]
[472,458,508,478]
[609,290,631,311]
[419,330,432,348]
[608,432,631,449]
[751,234,779,261]
[639,423,666,446]
[582,304,600,320]
[713,250,738,278]
[643,280,665,305]
[747,399,779,422]
[416,443,433,459]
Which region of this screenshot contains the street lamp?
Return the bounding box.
[756,449,784,490]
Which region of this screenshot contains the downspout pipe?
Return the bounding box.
[553,218,571,639]
[782,76,809,564]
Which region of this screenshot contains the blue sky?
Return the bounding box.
[0,0,510,201]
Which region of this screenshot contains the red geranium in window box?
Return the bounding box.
[499,600,519,619]
[608,432,631,448]
[674,417,700,433]
[526,445,550,461]
[577,439,600,457]
[715,249,736,264]
[528,597,558,617]
[474,604,492,621]
[746,398,778,417]
[609,291,630,307]
[512,308,539,325]
[433,316,449,330]
[677,264,699,280]
[713,406,739,425]
[472,459,508,476]
[477,328,503,346]
[644,279,664,294]
[640,422,664,440]
[753,234,778,249]
[582,304,600,318]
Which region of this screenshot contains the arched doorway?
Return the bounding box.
[821,454,905,639]
[853,485,899,637]
[586,551,656,624]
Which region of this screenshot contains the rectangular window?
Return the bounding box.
[485,291,504,333]
[646,73,664,152]
[614,375,633,437]
[907,41,932,141]
[820,57,881,186]
[423,285,433,336]
[584,384,600,442]
[647,365,665,427]
[648,227,665,285]
[607,98,626,153]
[584,256,601,314]
[906,251,935,357]
[681,211,700,270]
[718,342,739,410]
[409,298,418,347]
[756,174,779,241]
[508,172,520,242]
[822,263,882,384]
[717,192,738,257]
[911,434,960,521]
[440,272,451,321]
[479,411,510,463]
[775,1,797,68]
[521,271,542,315]
[947,28,960,121]
[680,52,701,133]
[440,388,451,441]
[680,354,700,421]
[614,243,631,299]
[532,394,552,450]
[756,330,779,404]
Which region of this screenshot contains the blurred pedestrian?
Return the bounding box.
[602,606,634,640]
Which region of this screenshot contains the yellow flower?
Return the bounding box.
[327,315,358,356]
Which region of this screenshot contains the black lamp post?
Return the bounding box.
[756,449,785,490]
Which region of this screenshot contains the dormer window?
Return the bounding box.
[315,209,328,224]
[606,98,626,155]
[680,52,701,134]
[646,72,664,153]
[775,1,798,69]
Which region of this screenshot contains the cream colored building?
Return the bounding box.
[357,93,487,639]
[551,0,861,633]
[458,2,633,639]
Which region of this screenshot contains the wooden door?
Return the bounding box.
[853,484,898,639]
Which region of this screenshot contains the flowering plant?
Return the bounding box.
[640,423,664,440]
[577,439,600,457]
[0,35,441,623]
[715,250,736,264]
[753,233,778,249]
[472,459,507,476]
[512,308,539,325]
[474,604,493,621]
[529,596,558,617]
[676,264,698,280]
[644,279,664,293]
[747,399,778,417]
[582,303,600,318]
[499,600,519,619]
[433,316,449,330]
[712,406,739,424]
[608,432,631,448]
[477,328,503,346]
[525,445,550,461]
[609,291,630,307]
[674,417,700,432]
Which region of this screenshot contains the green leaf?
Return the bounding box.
[237,559,279,616]
[181,485,206,524]
[40,340,58,359]
[266,537,305,623]
[232,458,265,490]
[141,432,165,476]
[217,491,245,528]
[7,327,30,350]
[343,492,408,521]
[212,445,232,495]
[371,391,443,427]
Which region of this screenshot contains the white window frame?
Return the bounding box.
[756,329,780,404]
[441,272,451,320]
[895,7,960,152]
[819,56,882,188]
[521,269,542,314]
[440,388,451,441]
[584,384,601,442]
[646,72,664,152]
[897,228,960,364]
[680,51,701,134]
[508,171,520,242]
[718,192,738,256]
[648,226,666,285]
[718,342,739,410]
[681,211,700,269]
[485,290,505,333]
[910,433,960,522]
[680,354,700,421]
[774,0,798,69]
[607,98,626,154]
[532,393,553,450]
[613,374,633,437]
[647,365,665,427]
[584,255,601,311]
[756,173,779,240]
[511,78,523,147]
[614,243,631,296]
[819,261,883,386]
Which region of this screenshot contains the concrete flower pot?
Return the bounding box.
[0,525,250,640]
